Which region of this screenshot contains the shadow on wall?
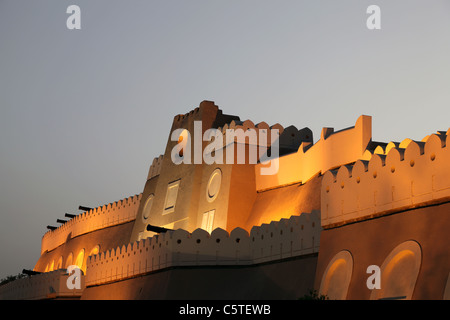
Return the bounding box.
[81,253,319,300]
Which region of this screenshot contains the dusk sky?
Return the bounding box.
[1,1,450,279]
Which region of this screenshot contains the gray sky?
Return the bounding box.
[1,0,449,279]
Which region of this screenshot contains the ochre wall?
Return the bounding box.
[314,201,450,300]
[130,101,241,239]
[81,254,318,300]
[34,221,135,274]
[321,131,450,228]
[245,174,322,231]
[255,115,372,191]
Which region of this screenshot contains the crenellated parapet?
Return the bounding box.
[171,101,240,126]
[321,129,450,228]
[0,269,85,300]
[216,119,313,152]
[147,155,164,180]
[169,101,314,165]
[40,194,142,255]
[172,105,202,123]
[218,119,282,145]
[85,211,321,287]
[255,115,372,191]
[250,211,321,264]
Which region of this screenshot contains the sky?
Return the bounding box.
[1,0,450,279]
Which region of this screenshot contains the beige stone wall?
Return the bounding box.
[129,101,241,241]
[81,255,318,300]
[255,115,372,191]
[34,221,135,274]
[147,154,163,180]
[315,201,450,300]
[0,269,84,300]
[86,212,320,287]
[40,194,141,255]
[130,100,315,240]
[315,127,450,300]
[245,175,322,231]
[321,129,450,228]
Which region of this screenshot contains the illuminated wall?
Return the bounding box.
[34,194,141,274]
[255,115,372,191]
[321,129,450,228]
[129,100,312,241]
[40,194,141,255]
[129,101,241,242]
[86,212,321,287]
[0,269,84,300]
[8,101,448,300]
[315,128,450,300]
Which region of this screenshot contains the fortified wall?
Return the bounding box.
[34,194,142,274]
[0,269,84,300]
[85,212,320,288]
[321,130,450,227]
[130,101,317,243]
[1,100,449,300]
[255,115,373,191]
[316,129,450,300]
[40,194,141,255]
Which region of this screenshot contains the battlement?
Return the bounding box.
[172,101,240,125]
[147,155,164,180]
[218,119,282,143]
[173,105,201,123]
[40,194,142,255]
[255,115,372,191]
[0,269,85,300]
[321,129,450,228]
[85,211,320,287]
[216,119,313,152]
[249,210,321,264]
[168,101,314,166]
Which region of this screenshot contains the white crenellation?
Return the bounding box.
[321,130,450,227]
[40,194,142,255]
[147,155,164,180]
[85,211,321,287]
[250,213,321,264]
[0,269,85,300]
[255,115,372,191]
[217,119,313,150]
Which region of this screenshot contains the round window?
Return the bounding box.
[206,169,222,202]
[142,194,154,222]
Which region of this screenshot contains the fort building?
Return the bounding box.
[1,100,449,300]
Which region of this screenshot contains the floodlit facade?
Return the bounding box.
[1,100,449,300]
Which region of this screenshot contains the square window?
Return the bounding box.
[163,180,180,214]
